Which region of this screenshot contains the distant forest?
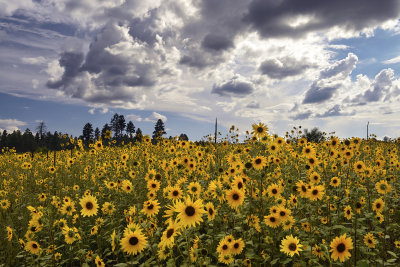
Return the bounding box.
[0,113,189,153]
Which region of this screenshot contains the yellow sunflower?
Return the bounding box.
[79,194,98,217]
[280,235,303,257]
[364,233,376,249]
[226,188,245,209]
[175,197,205,228]
[264,214,280,228]
[372,198,385,213]
[330,234,353,262]
[252,156,267,170]
[141,199,160,217]
[205,202,216,221]
[375,180,392,194]
[252,122,268,138]
[25,240,41,255]
[120,230,148,256]
[308,185,325,201]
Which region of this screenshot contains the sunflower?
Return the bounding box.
[232,176,245,191]
[79,194,98,217]
[217,238,231,256]
[372,198,385,213]
[188,182,202,197]
[307,156,318,167]
[141,200,160,217]
[226,188,245,209]
[159,221,181,249]
[252,122,268,138]
[266,183,282,198]
[205,202,216,221]
[0,199,11,210]
[252,156,267,170]
[102,202,115,215]
[94,141,103,150]
[120,230,148,256]
[280,235,303,257]
[282,215,295,230]
[276,206,291,222]
[344,205,352,220]
[6,226,12,242]
[25,241,41,255]
[147,179,160,192]
[264,214,280,228]
[354,161,365,172]
[302,145,315,157]
[168,186,183,201]
[309,172,320,184]
[330,177,341,187]
[61,201,76,216]
[175,197,205,228]
[95,256,105,267]
[330,233,353,262]
[308,185,325,201]
[62,226,78,244]
[312,244,324,259]
[231,238,245,255]
[375,180,392,194]
[364,233,376,248]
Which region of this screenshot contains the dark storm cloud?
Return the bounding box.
[243,0,400,38]
[259,57,313,79]
[201,34,233,51]
[212,79,254,97]
[316,104,355,118]
[302,83,339,104]
[46,51,84,88]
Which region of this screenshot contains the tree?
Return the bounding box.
[36,121,47,146]
[135,128,143,142]
[179,133,189,141]
[94,127,100,140]
[126,121,135,140]
[118,115,126,138]
[152,119,166,141]
[82,123,94,146]
[302,127,325,143]
[110,113,126,140]
[101,123,112,139]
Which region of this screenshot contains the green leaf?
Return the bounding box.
[357,260,370,267]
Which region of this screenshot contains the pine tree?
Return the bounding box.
[94,127,100,140]
[152,119,166,143]
[101,123,112,139]
[135,128,143,142]
[82,123,94,146]
[126,121,135,140]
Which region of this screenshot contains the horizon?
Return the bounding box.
[1,1,400,140]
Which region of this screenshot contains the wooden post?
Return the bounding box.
[367,121,369,140]
[214,117,217,144]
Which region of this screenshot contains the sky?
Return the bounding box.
[1,0,400,140]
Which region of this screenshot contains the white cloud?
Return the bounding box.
[0,118,27,132]
[144,112,167,123]
[126,114,143,122]
[88,108,95,115]
[21,56,47,65]
[32,79,39,89]
[382,55,400,64]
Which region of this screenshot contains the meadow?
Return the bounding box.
[0,123,399,266]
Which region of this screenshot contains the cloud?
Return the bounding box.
[351,68,397,103]
[212,77,254,97]
[382,55,400,64]
[302,53,358,104]
[316,104,355,118]
[21,56,47,65]
[144,112,167,122]
[46,51,84,89]
[0,118,26,131]
[290,111,312,120]
[259,56,314,79]
[243,0,400,39]
[201,33,234,51]
[126,114,143,122]
[246,101,260,109]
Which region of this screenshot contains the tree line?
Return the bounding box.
[0,113,189,153]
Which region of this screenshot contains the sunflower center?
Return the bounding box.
[191,187,197,192]
[288,243,297,251]
[270,217,276,222]
[368,239,372,244]
[173,190,179,196]
[312,189,318,195]
[245,162,252,169]
[376,203,381,209]
[209,208,214,215]
[255,159,261,164]
[333,179,337,184]
[309,159,315,164]
[86,202,94,210]
[238,182,243,189]
[234,243,239,249]
[301,186,307,192]
[280,211,286,217]
[272,189,277,194]
[32,243,38,249]
[152,184,156,188]
[233,193,240,200]
[148,204,154,210]
[337,243,346,253]
[356,203,361,209]
[257,127,263,133]
[222,244,228,250]
[185,206,195,216]
[305,149,310,153]
[129,236,139,246]
[166,229,174,238]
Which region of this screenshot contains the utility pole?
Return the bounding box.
[214,117,217,144]
[367,121,369,140]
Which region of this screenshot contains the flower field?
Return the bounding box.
[0,124,400,266]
